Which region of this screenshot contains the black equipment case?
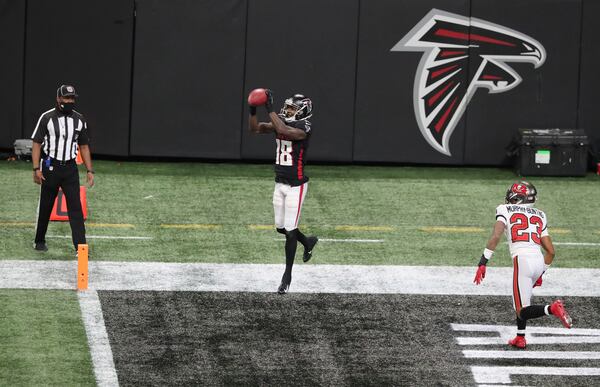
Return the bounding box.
[515,129,588,176]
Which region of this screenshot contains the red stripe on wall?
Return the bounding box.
[434,28,516,47]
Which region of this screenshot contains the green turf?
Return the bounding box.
[1,160,599,267]
[0,289,95,386]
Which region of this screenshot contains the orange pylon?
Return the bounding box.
[77,244,89,291]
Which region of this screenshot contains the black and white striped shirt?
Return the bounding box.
[31,108,90,161]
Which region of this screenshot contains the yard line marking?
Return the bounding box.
[275,238,385,243]
[420,226,484,233]
[87,223,135,228]
[0,221,35,227]
[463,350,600,359]
[143,195,153,199]
[554,242,600,247]
[457,336,600,345]
[78,291,119,387]
[2,261,599,295]
[335,225,394,232]
[47,235,152,240]
[471,366,600,385]
[248,224,274,230]
[160,224,221,230]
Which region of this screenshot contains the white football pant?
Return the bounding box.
[511,251,546,313]
[273,182,308,231]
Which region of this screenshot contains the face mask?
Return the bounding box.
[59,102,75,114]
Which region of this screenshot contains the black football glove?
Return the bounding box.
[265,89,274,113]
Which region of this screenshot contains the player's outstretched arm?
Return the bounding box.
[474,221,505,285]
[268,112,307,140]
[248,106,274,134]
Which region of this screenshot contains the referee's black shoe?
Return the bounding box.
[34,242,48,252]
[303,236,318,263]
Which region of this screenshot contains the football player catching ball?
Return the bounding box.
[249,89,318,294]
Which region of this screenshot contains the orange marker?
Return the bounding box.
[77,244,89,291]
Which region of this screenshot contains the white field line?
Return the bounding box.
[78,291,119,387]
[471,366,600,384]
[1,261,599,295]
[47,235,152,240]
[275,238,385,243]
[554,242,600,247]
[463,350,600,359]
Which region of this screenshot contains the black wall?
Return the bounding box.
[130,0,247,159]
[22,0,133,156]
[0,0,25,148]
[241,0,358,162]
[579,0,600,159]
[2,0,599,167]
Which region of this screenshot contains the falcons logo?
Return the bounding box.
[392,9,546,156]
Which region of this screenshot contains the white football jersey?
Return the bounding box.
[495,204,549,257]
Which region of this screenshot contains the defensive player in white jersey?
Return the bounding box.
[249,90,318,294]
[474,181,572,349]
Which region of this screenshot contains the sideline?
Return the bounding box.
[78,291,119,387]
[1,260,599,296]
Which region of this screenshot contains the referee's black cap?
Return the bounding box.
[57,84,78,98]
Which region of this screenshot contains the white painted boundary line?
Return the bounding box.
[78,291,119,387]
[471,366,600,384]
[554,242,600,247]
[47,235,152,240]
[464,350,600,359]
[1,261,600,296]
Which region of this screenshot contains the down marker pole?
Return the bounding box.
[77,244,89,291]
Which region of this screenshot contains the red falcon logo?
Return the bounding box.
[391,9,545,156]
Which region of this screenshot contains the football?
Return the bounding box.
[248,88,268,106]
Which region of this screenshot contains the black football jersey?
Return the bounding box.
[273,119,311,186]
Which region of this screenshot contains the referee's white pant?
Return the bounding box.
[511,251,545,313]
[273,182,308,232]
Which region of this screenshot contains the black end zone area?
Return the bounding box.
[99,292,600,386]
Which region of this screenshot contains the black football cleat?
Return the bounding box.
[277,281,290,294]
[303,236,318,263]
[34,242,48,252]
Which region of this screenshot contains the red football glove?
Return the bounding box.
[474,255,489,285]
[533,275,543,287]
[474,265,486,285]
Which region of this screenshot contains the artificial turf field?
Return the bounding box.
[1,160,599,266]
[1,160,599,386]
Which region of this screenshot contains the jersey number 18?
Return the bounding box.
[275,139,293,166]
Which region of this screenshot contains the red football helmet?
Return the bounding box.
[505,181,537,205]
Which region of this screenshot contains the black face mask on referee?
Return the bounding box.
[58,100,75,114]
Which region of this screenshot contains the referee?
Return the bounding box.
[31,84,95,253]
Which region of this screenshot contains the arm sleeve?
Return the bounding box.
[77,120,90,145]
[495,205,508,225]
[31,115,48,143]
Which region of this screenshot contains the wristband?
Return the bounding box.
[483,248,494,260]
[544,264,550,272]
[33,167,40,171]
[478,255,489,266]
[249,105,257,116]
[87,170,95,174]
